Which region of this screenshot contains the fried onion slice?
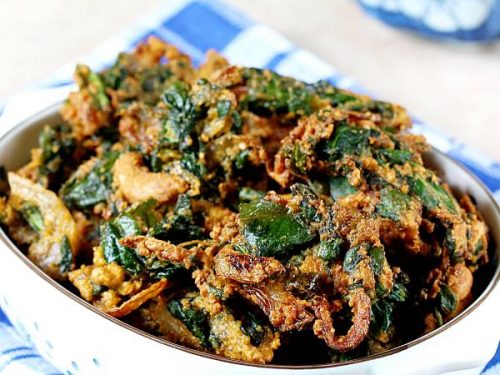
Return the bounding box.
[120,235,206,269]
[241,283,314,331]
[106,279,169,318]
[312,288,371,352]
[214,246,285,284]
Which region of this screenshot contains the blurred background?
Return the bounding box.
[0,0,499,159]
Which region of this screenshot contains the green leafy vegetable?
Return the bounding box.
[324,124,374,161]
[343,246,365,273]
[316,238,342,262]
[371,300,393,333]
[19,203,44,232]
[240,310,266,346]
[375,148,412,165]
[314,81,395,123]
[168,299,212,348]
[88,71,110,109]
[216,99,232,117]
[409,177,458,214]
[101,200,161,275]
[59,236,73,274]
[161,82,196,148]
[240,68,314,116]
[101,221,144,275]
[149,194,204,244]
[60,151,119,210]
[439,286,457,315]
[38,124,75,179]
[376,188,412,222]
[369,246,385,276]
[151,82,197,170]
[387,280,409,303]
[329,176,357,200]
[234,149,250,170]
[239,199,314,257]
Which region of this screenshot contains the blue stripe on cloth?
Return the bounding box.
[0,354,51,373]
[163,1,243,53]
[0,346,32,356]
[449,153,500,193]
[483,342,500,373]
[265,50,294,70]
[0,310,10,327]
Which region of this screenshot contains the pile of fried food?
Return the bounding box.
[0,38,490,365]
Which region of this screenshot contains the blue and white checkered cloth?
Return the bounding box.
[0,0,499,373]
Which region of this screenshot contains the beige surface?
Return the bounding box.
[1,0,499,160]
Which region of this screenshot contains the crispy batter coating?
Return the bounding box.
[214,247,285,284]
[113,152,188,204]
[0,37,491,366]
[312,289,371,352]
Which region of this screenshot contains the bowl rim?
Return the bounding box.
[0,102,498,370]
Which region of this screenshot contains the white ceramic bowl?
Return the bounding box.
[0,103,498,375]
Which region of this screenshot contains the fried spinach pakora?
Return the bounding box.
[0,37,490,365]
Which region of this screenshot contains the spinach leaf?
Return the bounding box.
[234,149,250,170]
[314,81,396,123]
[149,194,204,244]
[38,124,75,178]
[439,286,457,315]
[101,200,161,276]
[324,124,374,161]
[141,257,185,280]
[101,221,144,276]
[102,57,128,90]
[371,300,393,334]
[443,228,463,262]
[239,199,314,257]
[18,203,44,232]
[61,151,119,210]
[290,143,308,175]
[343,246,364,273]
[240,68,314,116]
[408,177,458,214]
[87,71,110,109]
[387,281,409,303]
[240,310,266,346]
[231,111,243,133]
[140,66,173,95]
[375,148,412,165]
[376,188,412,222]
[216,99,232,117]
[315,85,357,106]
[59,236,73,274]
[369,246,385,276]
[180,152,207,179]
[316,238,342,263]
[161,82,196,149]
[474,238,485,256]
[168,299,212,348]
[329,176,357,200]
[151,82,196,170]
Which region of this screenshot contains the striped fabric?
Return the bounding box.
[0,0,498,373]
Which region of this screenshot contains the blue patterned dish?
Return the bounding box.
[358,0,500,41]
